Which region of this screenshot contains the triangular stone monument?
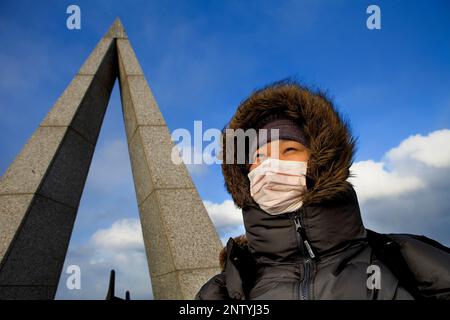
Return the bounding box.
[0,19,223,300]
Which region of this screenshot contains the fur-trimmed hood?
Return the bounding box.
[221,80,356,209]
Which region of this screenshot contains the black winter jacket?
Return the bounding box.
[196,187,450,300]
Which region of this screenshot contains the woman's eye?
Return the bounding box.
[284,147,297,153]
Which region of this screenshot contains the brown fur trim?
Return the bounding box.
[221,80,356,208]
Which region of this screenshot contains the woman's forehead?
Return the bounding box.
[255,139,304,152]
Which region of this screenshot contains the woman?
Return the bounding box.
[196,80,450,300]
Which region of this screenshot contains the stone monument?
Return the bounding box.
[0,18,223,300]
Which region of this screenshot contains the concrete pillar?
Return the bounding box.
[117,32,222,300]
[0,19,119,300]
[0,18,222,300]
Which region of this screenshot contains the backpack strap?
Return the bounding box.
[366,229,423,300]
[224,237,257,300]
[405,234,450,254]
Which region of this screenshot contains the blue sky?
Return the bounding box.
[0,1,449,299]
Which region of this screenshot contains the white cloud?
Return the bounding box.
[91,219,144,250]
[350,129,450,203]
[350,129,450,244]
[350,160,421,202]
[386,129,450,168]
[204,199,243,228]
[56,218,152,300]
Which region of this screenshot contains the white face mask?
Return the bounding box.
[247,158,307,215]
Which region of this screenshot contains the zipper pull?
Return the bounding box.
[303,240,316,259]
[294,215,316,259]
[294,215,302,232]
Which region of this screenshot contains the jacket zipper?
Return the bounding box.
[294,212,315,300]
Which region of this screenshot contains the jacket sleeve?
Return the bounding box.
[194,272,230,300]
[390,234,450,300]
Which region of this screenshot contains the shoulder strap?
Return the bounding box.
[224,237,257,299]
[366,229,423,300]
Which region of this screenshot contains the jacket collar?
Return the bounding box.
[242,186,367,263]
